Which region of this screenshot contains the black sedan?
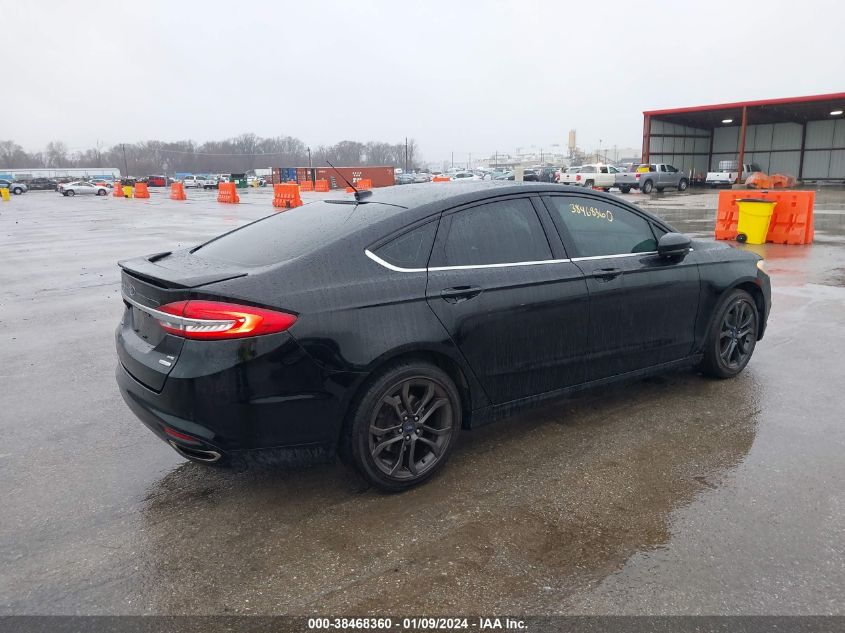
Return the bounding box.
[116,183,770,491]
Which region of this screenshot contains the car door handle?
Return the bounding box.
[440,286,483,303]
[591,267,623,281]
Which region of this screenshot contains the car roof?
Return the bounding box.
[328,182,589,215]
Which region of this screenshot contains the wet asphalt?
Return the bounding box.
[1,186,844,615]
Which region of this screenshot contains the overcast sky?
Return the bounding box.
[2,0,843,162]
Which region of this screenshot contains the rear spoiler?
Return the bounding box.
[118,251,248,289]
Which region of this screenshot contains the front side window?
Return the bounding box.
[546,196,658,258]
[666,165,678,173]
[443,198,551,266]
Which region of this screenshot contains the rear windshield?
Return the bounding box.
[193,201,390,267]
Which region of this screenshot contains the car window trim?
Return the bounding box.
[364,248,661,273]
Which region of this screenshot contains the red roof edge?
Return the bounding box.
[643,92,845,117]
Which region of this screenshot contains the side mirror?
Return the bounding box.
[657,232,691,258]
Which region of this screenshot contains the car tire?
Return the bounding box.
[343,361,462,492]
[97,189,107,196]
[12,187,23,195]
[620,186,631,194]
[698,289,758,379]
[678,178,689,191]
[641,180,654,194]
[66,190,75,196]
[585,179,595,189]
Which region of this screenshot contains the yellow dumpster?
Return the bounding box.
[122,185,134,199]
[736,198,777,244]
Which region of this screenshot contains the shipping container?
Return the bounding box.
[274,166,395,188]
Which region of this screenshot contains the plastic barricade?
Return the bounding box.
[216,182,240,204]
[272,183,302,209]
[432,176,451,182]
[170,182,186,200]
[134,182,150,199]
[113,180,124,197]
[122,186,134,198]
[1,188,9,202]
[314,179,330,192]
[715,190,814,245]
[300,180,314,191]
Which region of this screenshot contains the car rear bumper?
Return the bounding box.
[115,330,364,456]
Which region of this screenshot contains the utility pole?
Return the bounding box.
[405,137,409,173]
[121,143,128,178]
[451,151,454,169]
[468,153,471,170]
[307,147,312,183]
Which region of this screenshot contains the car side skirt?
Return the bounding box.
[468,355,703,428]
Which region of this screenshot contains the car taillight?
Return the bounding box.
[155,300,297,340]
[635,173,641,179]
[576,174,581,181]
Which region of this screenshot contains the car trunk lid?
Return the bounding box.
[116,252,248,391]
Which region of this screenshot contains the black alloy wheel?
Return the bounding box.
[700,289,758,378]
[346,362,460,491]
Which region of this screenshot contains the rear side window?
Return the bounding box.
[442,198,551,266]
[373,221,437,269]
[546,196,657,258]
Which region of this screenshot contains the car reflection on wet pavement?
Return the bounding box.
[0,187,843,614]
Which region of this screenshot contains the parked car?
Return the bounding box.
[493,171,514,180]
[558,166,582,185]
[115,182,771,491]
[636,163,690,194]
[451,171,480,181]
[91,178,114,188]
[536,166,557,183]
[706,162,762,187]
[146,175,167,187]
[414,173,432,183]
[574,164,619,191]
[24,177,58,191]
[247,175,267,187]
[522,169,539,182]
[60,181,109,196]
[0,179,28,194]
[182,175,217,189]
[395,173,416,185]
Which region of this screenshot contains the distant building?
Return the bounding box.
[0,167,121,180]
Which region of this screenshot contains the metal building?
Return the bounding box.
[641,92,845,183]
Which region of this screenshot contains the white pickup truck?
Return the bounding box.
[573,164,618,191]
[706,162,761,187]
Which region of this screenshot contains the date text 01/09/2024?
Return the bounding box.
[306,617,528,630]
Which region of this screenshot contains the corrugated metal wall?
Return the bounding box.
[802,120,845,179]
[648,117,845,180]
[648,120,711,178]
